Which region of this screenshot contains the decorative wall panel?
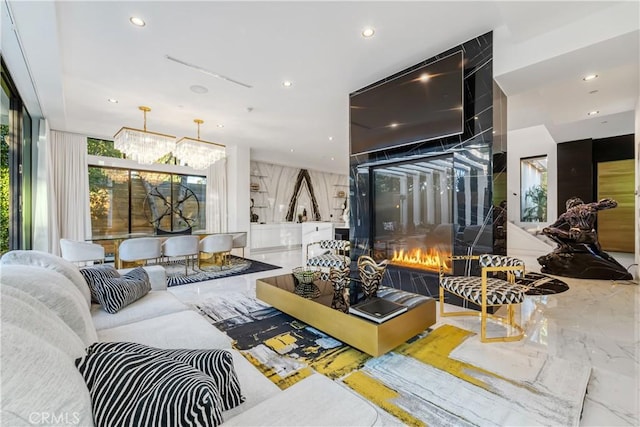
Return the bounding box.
[250,161,348,224]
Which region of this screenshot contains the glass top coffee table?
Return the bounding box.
[256,274,436,357]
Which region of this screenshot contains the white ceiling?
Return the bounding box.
[4,1,639,175]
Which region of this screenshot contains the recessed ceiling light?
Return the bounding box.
[129,16,146,27]
[190,85,208,94]
[216,124,224,128]
[582,74,598,81]
[290,148,294,152]
[331,157,335,161]
[419,73,430,82]
[390,123,398,128]
[328,136,333,141]
[587,110,599,116]
[107,98,118,103]
[361,27,375,38]
[282,81,293,87]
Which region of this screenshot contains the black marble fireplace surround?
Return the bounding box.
[349,31,497,307]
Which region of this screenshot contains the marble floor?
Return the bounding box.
[169,248,640,426]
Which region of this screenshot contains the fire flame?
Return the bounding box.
[391,248,449,271]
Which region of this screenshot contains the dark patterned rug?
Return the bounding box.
[165,256,280,287]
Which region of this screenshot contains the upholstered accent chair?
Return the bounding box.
[199,234,233,270]
[305,239,350,280]
[439,254,529,343]
[162,235,200,275]
[59,239,105,265]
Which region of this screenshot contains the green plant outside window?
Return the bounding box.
[520,156,548,222]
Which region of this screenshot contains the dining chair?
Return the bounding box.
[231,232,248,258]
[162,235,200,275]
[59,239,105,265]
[118,238,162,267]
[199,234,233,270]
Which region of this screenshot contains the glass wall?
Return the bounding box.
[1,59,32,254]
[88,166,206,236]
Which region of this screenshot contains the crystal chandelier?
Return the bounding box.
[114,106,176,164]
[174,119,226,170]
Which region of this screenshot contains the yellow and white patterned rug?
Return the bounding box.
[196,293,590,426]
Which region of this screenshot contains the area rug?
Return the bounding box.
[166,256,280,287]
[195,293,590,426]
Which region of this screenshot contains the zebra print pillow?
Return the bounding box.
[87,342,245,411]
[79,265,120,303]
[91,267,151,314]
[75,351,224,427]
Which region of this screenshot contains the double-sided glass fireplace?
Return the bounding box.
[372,155,454,274]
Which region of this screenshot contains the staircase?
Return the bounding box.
[506,222,554,272]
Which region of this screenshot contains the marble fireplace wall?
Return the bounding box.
[350,31,495,277]
[250,161,348,224]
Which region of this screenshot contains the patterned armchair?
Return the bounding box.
[306,240,351,280]
[439,254,529,343]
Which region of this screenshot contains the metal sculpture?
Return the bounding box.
[537,197,632,279]
[144,183,200,233]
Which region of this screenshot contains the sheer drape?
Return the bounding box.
[32,119,60,253]
[45,131,91,251]
[206,158,227,233]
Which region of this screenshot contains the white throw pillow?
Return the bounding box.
[0,265,98,346]
[1,323,94,427]
[0,250,91,307]
[1,286,86,359]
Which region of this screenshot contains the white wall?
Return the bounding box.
[506,125,558,229]
[226,145,251,255]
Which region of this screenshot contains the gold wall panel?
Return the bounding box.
[597,159,635,253]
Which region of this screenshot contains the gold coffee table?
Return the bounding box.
[256,274,436,356]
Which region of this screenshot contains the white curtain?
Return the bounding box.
[32,119,60,254]
[48,131,91,247]
[206,158,227,233]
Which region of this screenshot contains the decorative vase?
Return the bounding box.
[357,256,388,299]
[329,266,350,313]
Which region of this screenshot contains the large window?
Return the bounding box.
[520,156,548,222]
[1,59,32,254]
[89,166,206,236]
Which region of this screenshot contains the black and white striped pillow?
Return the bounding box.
[79,265,120,303]
[91,267,151,314]
[87,342,245,411]
[75,351,224,427]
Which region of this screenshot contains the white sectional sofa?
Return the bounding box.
[0,250,379,426]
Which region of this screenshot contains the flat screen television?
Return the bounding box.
[350,50,464,155]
